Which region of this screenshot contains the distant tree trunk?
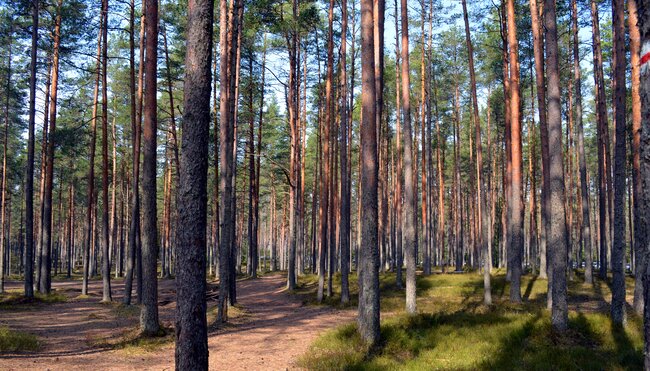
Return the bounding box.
[628,0,645,315]
[24,0,39,299]
[400,0,416,314]
[610,0,627,325]
[317,0,333,303]
[358,0,380,345]
[506,0,523,303]
[217,0,240,323]
[247,55,258,279]
[41,0,62,294]
[529,0,549,281]
[139,0,160,333]
[84,20,102,296]
[124,5,144,305]
[175,0,213,366]
[100,0,113,303]
[572,0,592,286]
[590,0,610,280]
[340,0,350,304]
[544,0,568,331]
[0,24,12,294]
[461,0,490,305]
[393,0,403,287]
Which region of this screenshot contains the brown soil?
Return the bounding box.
[0,273,355,370]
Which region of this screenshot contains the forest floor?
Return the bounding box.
[0,272,355,370]
[299,269,645,370]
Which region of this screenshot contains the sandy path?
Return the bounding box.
[0,274,355,370]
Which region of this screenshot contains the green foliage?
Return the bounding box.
[0,326,40,352]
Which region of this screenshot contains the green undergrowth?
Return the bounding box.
[299,270,643,370]
[0,289,67,309]
[0,326,40,352]
[92,326,172,355]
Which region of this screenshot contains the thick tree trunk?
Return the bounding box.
[628,0,645,315]
[358,0,380,345]
[506,0,523,303]
[174,0,213,367]
[544,0,568,331]
[140,0,160,332]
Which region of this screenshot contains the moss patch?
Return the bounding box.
[299,271,643,370]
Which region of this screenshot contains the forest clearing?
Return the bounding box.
[1,0,650,368]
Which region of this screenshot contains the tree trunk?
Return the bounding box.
[0,24,12,293]
[40,0,63,294]
[340,0,350,304]
[572,0,593,286]
[400,0,416,314]
[174,0,213,367]
[139,0,160,332]
[461,0,491,305]
[544,0,568,331]
[317,0,333,303]
[124,5,144,305]
[610,0,627,325]
[637,4,650,368]
[24,0,39,299]
[100,0,112,303]
[590,0,610,280]
[506,0,523,303]
[358,0,380,345]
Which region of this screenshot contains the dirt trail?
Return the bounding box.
[0,274,355,370]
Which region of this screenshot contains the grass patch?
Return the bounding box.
[207,303,251,328]
[299,271,644,370]
[0,326,40,352]
[0,289,67,309]
[91,326,173,355]
[110,303,141,318]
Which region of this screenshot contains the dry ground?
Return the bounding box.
[0,273,355,370]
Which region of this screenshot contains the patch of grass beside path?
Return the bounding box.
[0,289,67,308]
[90,326,173,355]
[0,326,40,352]
[298,271,643,370]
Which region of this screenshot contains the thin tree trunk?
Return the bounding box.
[41,0,63,294]
[572,0,593,286]
[100,0,112,302]
[610,0,627,325]
[400,0,416,314]
[340,0,350,304]
[24,0,39,299]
